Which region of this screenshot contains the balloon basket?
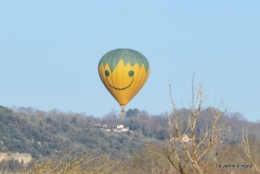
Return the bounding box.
[120,108,125,116]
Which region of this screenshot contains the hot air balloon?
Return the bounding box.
[98,49,150,116]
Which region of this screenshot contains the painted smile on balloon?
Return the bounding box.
[105,70,135,90]
[107,78,134,90]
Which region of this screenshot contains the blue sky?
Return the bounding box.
[0,1,259,121]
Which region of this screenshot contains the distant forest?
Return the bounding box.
[0,105,260,173]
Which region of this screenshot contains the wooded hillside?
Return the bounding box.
[0,105,260,173]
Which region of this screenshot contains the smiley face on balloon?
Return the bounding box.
[98,49,150,115]
[104,69,134,90]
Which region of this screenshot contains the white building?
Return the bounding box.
[116,125,124,129]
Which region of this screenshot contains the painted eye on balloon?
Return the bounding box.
[128,70,134,77]
[105,70,110,77]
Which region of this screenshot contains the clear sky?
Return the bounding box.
[0,1,259,122]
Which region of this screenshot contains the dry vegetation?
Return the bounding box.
[1,130,260,174]
[0,149,125,174]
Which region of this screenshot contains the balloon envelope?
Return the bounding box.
[98,49,150,109]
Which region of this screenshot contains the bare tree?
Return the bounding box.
[165,76,228,174]
[242,124,260,174]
